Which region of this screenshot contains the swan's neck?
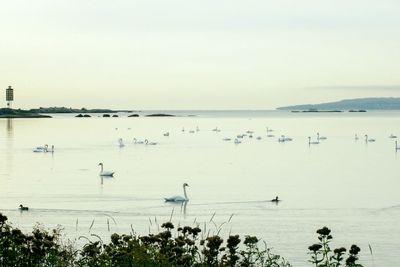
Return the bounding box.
[183,186,188,200]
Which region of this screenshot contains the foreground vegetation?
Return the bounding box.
[0,213,363,266]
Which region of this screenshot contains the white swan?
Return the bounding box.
[317,133,327,141]
[33,144,48,152]
[308,136,319,145]
[234,138,241,144]
[165,183,189,202]
[98,163,115,177]
[365,135,376,143]
[278,135,293,142]
[118,138,125,147]
[145,139,157,145]
[133,138,144,144]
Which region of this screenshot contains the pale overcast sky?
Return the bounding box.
[1,0,399,109]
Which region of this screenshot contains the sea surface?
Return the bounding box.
[1,110,399,266]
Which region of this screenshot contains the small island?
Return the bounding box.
[0,108,52,118]
[29,107,120,114]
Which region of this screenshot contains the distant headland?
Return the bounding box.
[277,97,400,112]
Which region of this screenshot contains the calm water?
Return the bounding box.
[1,111,400,266]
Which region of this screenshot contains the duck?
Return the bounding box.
[271,196,280,203]
[98,163,115,177]
[19,204,29,211]
[165,183,189,202]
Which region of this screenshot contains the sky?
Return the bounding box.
[1,0,400,110]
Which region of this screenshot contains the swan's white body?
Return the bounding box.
[33,145,48,152]
[365,135,376,142]
[165,183,189,202]
[98,163,114,177]
[278,135,292,142]
[308,137,320,145]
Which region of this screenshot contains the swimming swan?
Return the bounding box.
[98,163,115,177]
[33,144,48,152]
[365,135,376,143]
[308,136,319,145]
[165,183,189,202]
[133,138,144,144]
[145,139,157,145]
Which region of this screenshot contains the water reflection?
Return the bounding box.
[7,118,13,138]
[165,201,188,218]
[5,119,14,174]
